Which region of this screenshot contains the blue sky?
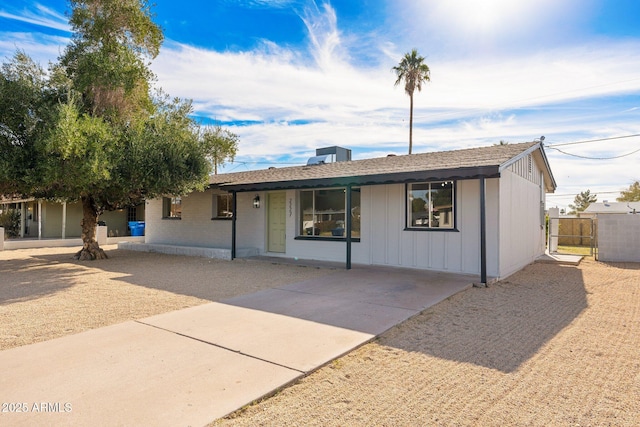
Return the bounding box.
[1,0,640,211]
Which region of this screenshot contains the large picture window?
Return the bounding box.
[162,196,182,219]
[407,181,454,229]
[300,188,360,238]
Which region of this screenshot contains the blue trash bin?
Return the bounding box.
[129,221,145,236]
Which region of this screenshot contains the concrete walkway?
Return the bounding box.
[0,265,474,427]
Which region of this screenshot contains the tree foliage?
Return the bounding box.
[200,124,239,174]
[617,181,640,202]
[568,190,597,214]
[392,49,430,155]
[0,0,228,260]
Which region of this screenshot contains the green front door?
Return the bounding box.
[267,192,286,253]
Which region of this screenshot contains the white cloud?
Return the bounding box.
[2,0,639,208]
[0,3,69,32]
[0,32,68,64]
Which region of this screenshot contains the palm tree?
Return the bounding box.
[392,49,430,154]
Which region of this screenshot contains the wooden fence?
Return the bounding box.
[557,218,596,246]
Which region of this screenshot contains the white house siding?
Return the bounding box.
[146,189,235,248]
[497,164,546,278]
[235,192,266,251]
[238,181,496,276]
[265,190,347,262]
[485,178,501,278]
[143,171,544,279]
[353,181,493,275]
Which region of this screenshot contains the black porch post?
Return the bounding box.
[231,190,237,260]
[345,185,352,270]
[480,177,487,284]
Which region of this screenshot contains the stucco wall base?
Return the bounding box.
[118,242,258,260]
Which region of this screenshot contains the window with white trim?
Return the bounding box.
[407,181,455,229]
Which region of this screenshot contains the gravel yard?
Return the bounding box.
[0,245,335,350]
[1,246,639,426]
[214,258,640,426]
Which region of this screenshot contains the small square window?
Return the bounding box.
[162,197,181,219]
[407,181,455,229]
[214,193,233,218]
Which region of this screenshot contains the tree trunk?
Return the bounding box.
[74,195,108,260]
[409,92,414,155]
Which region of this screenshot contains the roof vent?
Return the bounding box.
[315,146,351,162]
[307,155,328,166]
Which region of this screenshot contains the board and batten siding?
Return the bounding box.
[497,155,547,278]
[352,180,499,276]
[260,183,493,276]
[144,163,546,280]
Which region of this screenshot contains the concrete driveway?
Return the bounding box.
[0,265,473,427]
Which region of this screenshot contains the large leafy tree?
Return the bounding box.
[0,52,56,196]
[0,0,218,260]
[568,190,597,214]
[617,181,640,202]
[392,49,430,155]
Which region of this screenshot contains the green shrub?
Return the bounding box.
[0,209,21,238]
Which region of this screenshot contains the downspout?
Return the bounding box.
[231,190,237,260]
[345,185,352,270]
[480,177,487,285]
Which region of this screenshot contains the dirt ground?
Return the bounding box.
[2,246,639,426]
[0,245,335,350]
[214,258,640,426]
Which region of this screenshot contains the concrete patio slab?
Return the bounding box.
[141,302,375,372]
[0,321,300,427]
[278,266,475,311]
[222,288,418,334]
[536,252,584,265]
[0,264,474,426]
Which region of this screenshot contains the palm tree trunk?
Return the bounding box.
[409,93,414,154]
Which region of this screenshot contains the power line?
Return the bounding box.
[546,145,640,160]
[545,133,640,147]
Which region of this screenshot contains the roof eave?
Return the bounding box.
[221,165,501,192]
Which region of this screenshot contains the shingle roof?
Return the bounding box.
[211,141,555,192]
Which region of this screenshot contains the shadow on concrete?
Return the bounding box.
[377,262,588,373]
[3,247,588,374]
[221,265,475,335]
